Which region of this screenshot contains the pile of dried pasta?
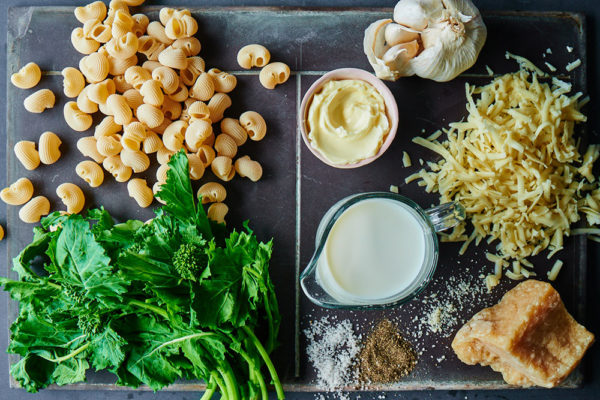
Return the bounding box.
[407,60,596,288]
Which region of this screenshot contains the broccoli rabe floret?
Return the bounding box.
[172,243,207,280]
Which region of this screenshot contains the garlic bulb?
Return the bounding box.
[364,0,487,82]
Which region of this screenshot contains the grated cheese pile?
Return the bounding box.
[406,59,596,287]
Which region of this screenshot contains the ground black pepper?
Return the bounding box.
[358,319,417,383]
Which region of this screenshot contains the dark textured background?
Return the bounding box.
[1,1,599,399]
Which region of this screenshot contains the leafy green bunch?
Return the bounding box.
[0,151,283,400]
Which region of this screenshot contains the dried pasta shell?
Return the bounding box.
[14,141,40,170]
[105,32,139,60]
[143,131,162,154]
[103,155,132,182]
[121,148,150,173]
[208,68,237,93]
[157,146,175,164]
[203,133,216,147]
[165,14,198,40]
[79,52,110,83]
[259,62,291,89]
[77,86,99,114]
[140,79,164,107]
[207,202,228,225]
[76,160,104,187]
[138,35,165,60]
[153,117,172,134]
[187,101,210,121]
[107,94,133,125]
[163,120,187,151]
[84,20,112,43]
[62,67,85,98]
[187,153,205,180]
[108,54,138,76]
[196,145,215,168]
[87,79,116,105]
[24,89,55,113]
[156,164,170,183]
[95,116,122,139]
[19,196,50,223]
[11,62,42,89]
[1,178,34,206]
[64,102,93,132]
[211,156,235,182]
[237,44,270,69]
[142,60,163,72]
[152,66,179,94]
[122,88,144,110]
[208,93,232,123]
[172,37,201,57]
[185,119,212,151]
[104,1,129,27]
[239,111,267,141]
[121,121,147,150]
[136,103,164,129]
[124,65,152,90]
[127,178,153,207]
[39,131,62,165]
[75,1,107,23]
[189,72,214,101]
[71,27,101,54]
[147,21,173,45]
[161,96,182,120]
[111,9,134,39]
[197,182,226,204]
[220,118,248,146]
[132,13,150,37]
[180,56,205,86]
[97,134,123,157]
[158,47,188,70]
[56,183,85,214]
[113,74,133,93]
[215,134,238,159]
[168,82,188,102]
[158,8,190,25]
[235,155,263,182]
[77,136,106,163]
[122,0,145,6]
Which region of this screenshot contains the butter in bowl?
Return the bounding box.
[298,68,399,168]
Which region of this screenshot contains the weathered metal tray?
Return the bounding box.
[6,6,587,391]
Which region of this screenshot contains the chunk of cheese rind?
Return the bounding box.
[452,280,594,388]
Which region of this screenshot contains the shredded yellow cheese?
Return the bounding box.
[409,62,595,286]
[402,151,412,167]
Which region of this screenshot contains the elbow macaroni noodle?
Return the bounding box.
[24,89,55,113]
[1,178,34,206]
[38,131,62,165]
[11,62,42,89]
[76,160,105,187]
[56,183,85,214]
[19,196,51,223]
[14,141,40,171]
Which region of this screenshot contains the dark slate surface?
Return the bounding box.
[1,1,600,400]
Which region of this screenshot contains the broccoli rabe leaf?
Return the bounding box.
[55,216,128,304]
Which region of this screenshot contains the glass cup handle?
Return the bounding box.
[425,202,466,232]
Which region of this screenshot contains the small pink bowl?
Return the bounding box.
[299,68,399,169]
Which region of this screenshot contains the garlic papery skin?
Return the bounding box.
[364,0,487,82]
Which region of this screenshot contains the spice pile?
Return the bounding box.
[358,319,417,384]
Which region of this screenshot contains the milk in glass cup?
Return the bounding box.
[300,192,465,309]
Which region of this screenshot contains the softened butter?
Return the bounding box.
[307,79,390,165]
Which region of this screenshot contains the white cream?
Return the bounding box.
[317,198,427,302]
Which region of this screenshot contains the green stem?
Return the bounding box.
[127,299,169,319]
[240,348,268,400]
[47,281,61,290]
[243,268,277,355]
[43,342,90,363]
[210,371,228,400]
[200,376,218,400]
[242,326,284,400]
[218,362,239,400]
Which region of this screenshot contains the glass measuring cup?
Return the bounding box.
[300,192,465,309]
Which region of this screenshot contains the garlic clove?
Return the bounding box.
[384,23,420,46]
[393,0,438,30]
[364,19,412,81]
[382,40,420,64]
